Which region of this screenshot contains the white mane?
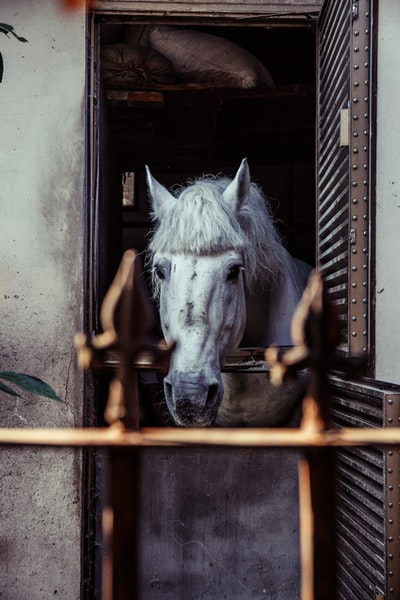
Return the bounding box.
[148,174,289,294]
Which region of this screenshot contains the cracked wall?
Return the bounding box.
[0,2,86,598]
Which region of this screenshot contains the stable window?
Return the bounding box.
[85,3,399,600]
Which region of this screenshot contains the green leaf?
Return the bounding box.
[0,372,63,402]
[0,23,28,43]
[0,380,21,398]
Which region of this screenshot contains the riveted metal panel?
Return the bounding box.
[317,0,372,356]
[330,376,400,599]
[347,0,372,356]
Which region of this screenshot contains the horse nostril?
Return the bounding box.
[207,383,220,405]
[164,381,173,401]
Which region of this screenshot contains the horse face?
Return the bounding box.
[153,251,246,426]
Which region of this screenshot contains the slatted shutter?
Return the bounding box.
[317,0,371,356]
[331,377,400,599]
[318,1,400,598]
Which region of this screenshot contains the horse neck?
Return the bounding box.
[242,262,305,348]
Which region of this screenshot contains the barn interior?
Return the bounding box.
[95,17,317,302]
[90,17,319,598]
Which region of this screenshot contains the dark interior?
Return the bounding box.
[98,20,317,277]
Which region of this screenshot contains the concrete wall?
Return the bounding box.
[375,0,400,384]
[0,1,86,598]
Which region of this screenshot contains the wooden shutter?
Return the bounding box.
[318,2,400,597]
[331,376,400,599]
[317,0,371,356]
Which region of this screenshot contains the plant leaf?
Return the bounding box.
[0,380,21,398]
[0,23,28,43]
[0,372,63,402]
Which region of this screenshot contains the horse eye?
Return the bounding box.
[227,264,243,282]
[154,266,165,280]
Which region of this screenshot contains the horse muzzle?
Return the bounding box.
[163,371,223,427]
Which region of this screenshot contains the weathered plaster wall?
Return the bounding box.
[375,0,400,384]
[0,1,86,598]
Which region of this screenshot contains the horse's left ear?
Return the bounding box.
[145,165,176,220]
[222,158,251,212]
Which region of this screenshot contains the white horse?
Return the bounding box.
[146,158,311,427]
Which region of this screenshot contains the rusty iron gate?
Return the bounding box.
[0,252,399,600]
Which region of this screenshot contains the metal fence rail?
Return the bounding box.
[1,252,398,600]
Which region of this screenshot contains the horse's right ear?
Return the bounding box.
[145,165,176,220]
[222,157,251,212]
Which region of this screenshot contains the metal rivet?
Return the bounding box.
[389,535,394,540]
[353,148,359,153]
[354,81,359,87]
[352,283,357,288]
[389,519,394,524]
[388,419,393,425]
[389,467,394,472]
[352,248,357,254]
[354,30,359,36]
[389,503,394,508]
[354,64,359,70]
[352,316,357,321]
[353,115,359,120]
[352,266,357,271]
[353,97,359,103]
[354,46,359,52]
[352,215,358,220]
[352,332,357,337]
[389,553,394,559]
[352,164,358,169]
[352,299,357,304]
[389,399,394,404]
[389,571,394,577]
[352,198,358,203]
[354,132,359,137]
[352,181,358,187]
[389,485,394,491]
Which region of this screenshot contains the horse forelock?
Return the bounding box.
[148,174,288,295]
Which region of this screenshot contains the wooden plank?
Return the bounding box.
[106,90,164,108]
[93,0,322,17]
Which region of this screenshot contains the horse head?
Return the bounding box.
[146,159,251,426]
